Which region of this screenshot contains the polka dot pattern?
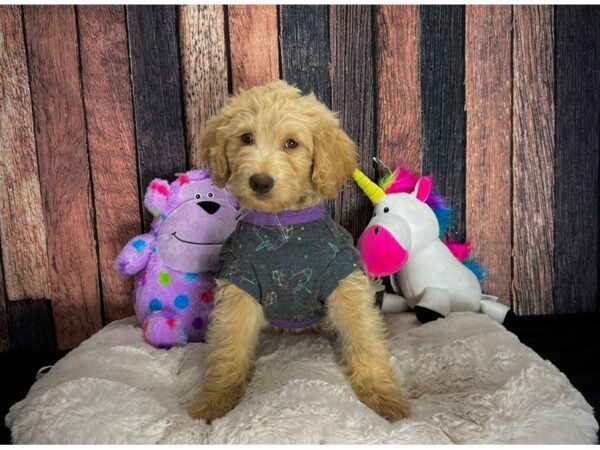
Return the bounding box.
[201,290,214,304]
[149,299,162,312]
[184,273,198,282]
[174,295,189,309]
[132,239,146,252]
[192,317,204,330]
[158,272,171,286]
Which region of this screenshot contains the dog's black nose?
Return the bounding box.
[197,201,221,215]
[249,174,274,194]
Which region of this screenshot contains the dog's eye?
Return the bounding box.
[383,207,390,213]
[284,139,298,149]
[241,133,254,145]
[207,192,214,198]
[195,193,202,199]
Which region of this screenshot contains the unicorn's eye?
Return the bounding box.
[207,192,214,198]
[195,193,202,199]
[383,207,390,213]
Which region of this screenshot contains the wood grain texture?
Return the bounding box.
[127,6,187,230]
[228,5,279,91]
[465,6,512,306]
[78,6,140,323]
[0,6,51,301]
[279,5,334,215]
[24,6,101,350]
[7,299,56,353]
[554,6,599,313]
[0,243,9,353]
[180,5,229,168]
[375,5,420,175]
[512,6,555,315]
[330,5,375,241]
[279,5,331,105]
[419,6,466,241]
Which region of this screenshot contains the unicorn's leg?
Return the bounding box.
[414,287,451,323]
[479,299,514,325]
[381,292,410,314]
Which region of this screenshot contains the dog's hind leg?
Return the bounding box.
[326,270,411,422]
[187,281,265,423]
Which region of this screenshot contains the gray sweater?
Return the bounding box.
[217,212,362,328]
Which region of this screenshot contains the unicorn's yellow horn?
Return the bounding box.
[352,169,385,204]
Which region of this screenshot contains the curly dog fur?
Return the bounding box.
[187,80,410,423]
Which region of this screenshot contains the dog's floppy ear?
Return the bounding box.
[199,113,230,188]
[312,115,357,199]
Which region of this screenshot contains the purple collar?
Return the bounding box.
[243,203,325,226]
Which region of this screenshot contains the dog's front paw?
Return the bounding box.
[187,390,238,423]
[357,385,411,422]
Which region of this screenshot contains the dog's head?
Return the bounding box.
[198,81,357,212]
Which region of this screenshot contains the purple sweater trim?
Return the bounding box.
[243,203,325,226]
[268,317,322,329]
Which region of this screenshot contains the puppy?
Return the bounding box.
[187,80,410,423]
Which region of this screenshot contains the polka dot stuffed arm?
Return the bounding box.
[116,233,156,277]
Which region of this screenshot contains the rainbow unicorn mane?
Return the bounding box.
[378,167,485,282]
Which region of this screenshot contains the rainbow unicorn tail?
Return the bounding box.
[445,240,486,282]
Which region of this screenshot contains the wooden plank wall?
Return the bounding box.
[0,5,598,352]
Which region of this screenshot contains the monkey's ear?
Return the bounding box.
[312,116,357,199]
[199,113,230,188]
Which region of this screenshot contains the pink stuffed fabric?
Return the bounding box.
[116,170,238,348]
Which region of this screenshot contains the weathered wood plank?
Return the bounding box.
[419,6,466,241]
[7,299,56,353]
[512,6,555,315]
[375,5,420,174]
[24,6,101,350]
[465,6,512,306]
[279,5,334,215]
[0,6,51,301]
[330,5,375,241]
[279,5,331,105]
[554,6,599,313]
[228,5,279,91]
[127,6,187,229]
[180,5,229,169]
[78,6,140,323]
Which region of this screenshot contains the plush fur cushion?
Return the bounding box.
[6,313,598,444]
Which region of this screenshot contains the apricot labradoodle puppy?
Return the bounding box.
[187,80,410,423]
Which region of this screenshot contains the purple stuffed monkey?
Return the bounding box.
[116,170,238,348]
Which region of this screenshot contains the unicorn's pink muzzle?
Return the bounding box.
[357,225,408,277]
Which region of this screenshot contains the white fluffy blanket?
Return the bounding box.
[6,313,598,444]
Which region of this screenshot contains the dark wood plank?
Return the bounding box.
[330,5,375,241]
[24,6,101,350]
[279,5,331,106]
[78,6,140,323]
[375,5,420,174]
[180,5,229,168]
[228,5,279,91]
[0,242,9,353]
[554,6,600,314]
[512,6,555,315]
[465,6,512,306]
[0,6,51,301]
[7,299,56,353]
[127,6,187,229]
[419,5,466,241]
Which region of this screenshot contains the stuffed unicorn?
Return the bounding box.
[353,167,513,325]
[116,170,238,348]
